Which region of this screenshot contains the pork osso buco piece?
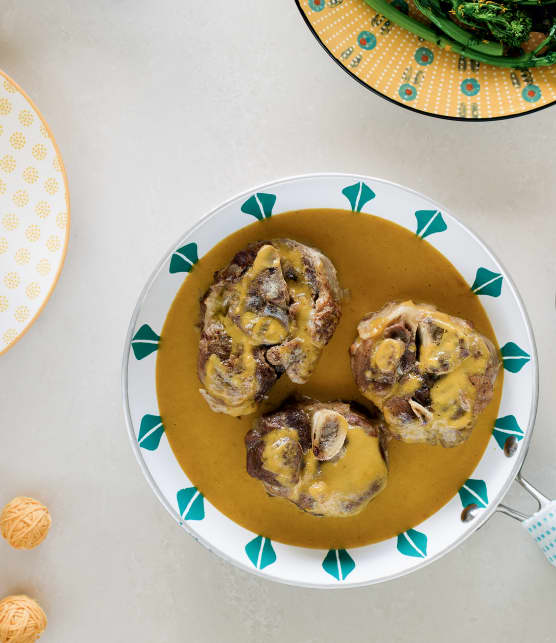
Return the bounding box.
[245,397,388,518]
[198,239,342,416]
[350,301,501,447]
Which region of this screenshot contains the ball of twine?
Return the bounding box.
[0,498,51,550]
[0,595,47,643]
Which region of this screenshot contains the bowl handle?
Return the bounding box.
[497,474,556,567]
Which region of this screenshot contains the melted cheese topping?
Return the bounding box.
[273,241,322,380]
[421,315,490,430]
[202,244,287,415]
[366,301,492,433]
[261,427,301,487]
[373,338,405,372]
[234,244,288,344]
[261,424,387,518]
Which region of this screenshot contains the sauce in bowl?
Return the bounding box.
[156,209,502,549]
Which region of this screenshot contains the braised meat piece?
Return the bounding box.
[350,301,500,447]
[245,397,388,517]
[198,240,342,416]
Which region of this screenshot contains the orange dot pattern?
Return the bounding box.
[9,131,25,150]
[300,0,556,119]
[23,166,38,183]
[0,72,68,353]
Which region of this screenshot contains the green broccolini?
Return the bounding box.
[363,0,556,67]
[450,1,532,47]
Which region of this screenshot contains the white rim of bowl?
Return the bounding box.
[121,172,539,588]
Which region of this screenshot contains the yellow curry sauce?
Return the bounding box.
[156,209,502,549]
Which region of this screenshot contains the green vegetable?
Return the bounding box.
[449,0,532,48]
[363,0,556,67]
[414,0,505,55]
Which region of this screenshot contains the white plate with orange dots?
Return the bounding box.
[0,70,69,355]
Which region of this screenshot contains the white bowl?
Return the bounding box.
[122,173,537,587]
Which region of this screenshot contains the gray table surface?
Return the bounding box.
[1,1,555,641]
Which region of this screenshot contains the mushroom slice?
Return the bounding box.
[311,410,348,461]
[409,399,434,424]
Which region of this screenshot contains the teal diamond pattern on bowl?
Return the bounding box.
[169,242,198,274]
[471,267,503,297]
[244,536,276,570]
[241,193,276,220]
[138,414,165,451]
[458,478,488,508]
[415,210,447,239]
[322,549,355,581]
[341,181,375,212]
[492,415,524,450]
[397,528,427,558]
[500,342,530,373]
[131,324,160,360]
[177,487,205,521]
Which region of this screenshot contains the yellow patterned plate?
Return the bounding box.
[296,0,556,120]
[0,71,69,355]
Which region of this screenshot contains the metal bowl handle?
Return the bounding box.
[497,474,556,567]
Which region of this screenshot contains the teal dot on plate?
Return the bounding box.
[461,78,480,96]
[522,84,541,103]
[415,47,434,66]
[399,83,417,101]
[308,0,325,10]
[357,31,376,50]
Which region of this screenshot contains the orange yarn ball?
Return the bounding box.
[0,595,46,643]
[0,498,51,550]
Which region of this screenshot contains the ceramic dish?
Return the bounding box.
[123,173,543,587]
[295,0,556,121]
[0,70,70,356]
